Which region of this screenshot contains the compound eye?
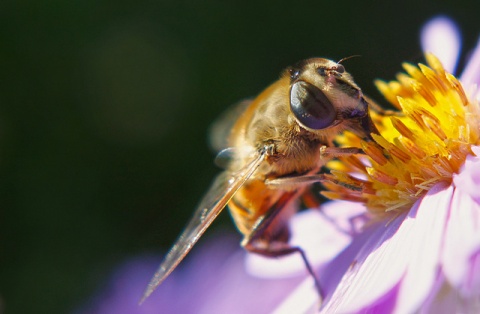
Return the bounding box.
[317,67,326,76]
[290,81,336,130]
[335,64,345,73]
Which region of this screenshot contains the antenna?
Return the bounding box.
[337,55,362,64]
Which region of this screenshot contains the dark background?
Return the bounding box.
[0,0,478,313]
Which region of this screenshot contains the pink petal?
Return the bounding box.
[420,274,463,313]
[421,270,480,313]
[465,250,480,299]
[79,233,303,314]
[441,186,480,296]
[356,282,400,313]
[445,147,480,298]
[320,183,452,313]
[245,202,366,278]
[461,38,480,87]
[395,183,453,314]
[272,213,377,314]
[453,147,480,204]
[272,277,320,314]
[320,212,409,313]
[421,16,461,73]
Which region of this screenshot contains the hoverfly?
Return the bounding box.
[141,58,379,303]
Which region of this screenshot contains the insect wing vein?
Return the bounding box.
[140,150,265,303]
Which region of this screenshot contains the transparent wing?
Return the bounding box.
[208,99,252,152]
[140,149,266,303]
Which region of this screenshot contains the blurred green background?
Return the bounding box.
[0,0,479,313]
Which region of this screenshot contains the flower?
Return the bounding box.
[75,233,302,314]
[78,17,480,314]
[76,205,366,314]
[274,17,480,313]
[245,201,367,280]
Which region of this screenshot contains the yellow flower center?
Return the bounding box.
[323,54,480,215]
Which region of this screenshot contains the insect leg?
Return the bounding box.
[265,174,363,192]
[319,145,363,159]
[243,241,324,298]
[302,188,322,209]
[241,191,323,298]
[265,174,327,187]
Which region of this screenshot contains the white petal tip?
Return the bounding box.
[421,16,461,73]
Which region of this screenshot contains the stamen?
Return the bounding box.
[340,155,369,174]
[397,137,426,159]
[402,62,423,79]
[412,81,438,105]
[362,141,388,165]
[390,117,414,139]
[374,80,402,108]
[419,64,449,94]
[422,115,447,140]
[323,54,479,215]
[446,73,469,106]
[367,168,398,185]
[388,141,412,163]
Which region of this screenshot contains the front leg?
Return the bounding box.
[319,145,363,160]
[265,173,364,192]
[241,191,324,299]
[264,145,365,190]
